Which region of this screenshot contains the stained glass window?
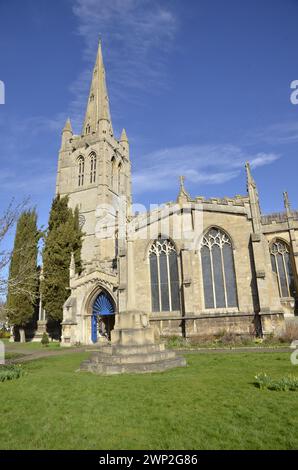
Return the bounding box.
[270,240,295,298]
[78,156,84,186]
[111,156,117,192]
[118,163,122,194]
[200,228,238,309]
[149,238,180,312]
[90,152,96,183]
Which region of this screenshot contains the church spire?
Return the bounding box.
[82,39,113,137]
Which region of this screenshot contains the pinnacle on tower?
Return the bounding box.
[120,128,129,155]
[61,117,73,149]
[120,128,128,142]
[177,175,190,204]
[245,161,256,188]
[283,191,291,211]
[69,252,76,279]
[63,117,73,133]
[245,162,261,233]
[82,39,113,137]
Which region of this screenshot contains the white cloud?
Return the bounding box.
[0,0,176,205]
[0,173,56,194]
[132,144,280,194]
[70,0,178,130]
[12,114,66,136]
[250,152,279,168]
[249,121,298,145]
[0,116,58,201]
[73,0,177,61]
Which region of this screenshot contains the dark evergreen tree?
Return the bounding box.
[42,195,83,323]
[6,209,40,342]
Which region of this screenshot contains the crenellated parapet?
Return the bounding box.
[193,195,249,206]
[261,211,298,226]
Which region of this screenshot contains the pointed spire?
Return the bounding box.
[283,191,293,220]
[120,128,129,156]
[63,117,73,133]
[82,39,113,136]
[245,162,261,234]
[120,128,128,142]
[61,117,73,150]
[180,175,185,191]
[69,252,76,279]
[245,161,256,189]
[177,176,190,204]
[283,191,291,211]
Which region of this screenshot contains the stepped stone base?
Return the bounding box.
[80,311,187,375]
[31,321,47,342]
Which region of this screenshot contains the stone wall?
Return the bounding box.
[150,313,258,338]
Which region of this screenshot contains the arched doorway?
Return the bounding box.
[91,291,115,343]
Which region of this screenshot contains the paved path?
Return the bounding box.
[4,343,292,364]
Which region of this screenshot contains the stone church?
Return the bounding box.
[52,42,298,346]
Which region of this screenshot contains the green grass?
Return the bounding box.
[4,352,25,360]
[0,351,297,450]
[255,372,298,391]
[2,339,61,351]
[0,364,23,382]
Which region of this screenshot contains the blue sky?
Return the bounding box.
[0,0,298,240]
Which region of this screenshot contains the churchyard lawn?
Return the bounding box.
[0,351,297,450]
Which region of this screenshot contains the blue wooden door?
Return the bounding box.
[91,314,98,343]
[91,292,114,343]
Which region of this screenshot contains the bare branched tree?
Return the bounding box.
[0,199,34,305]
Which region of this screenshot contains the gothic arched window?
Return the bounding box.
[90,152,96,183]
[149,238,180,312]
[270,240,295,298]
[118,162,122,194]
[200,228,238,309]
[111,156,117,192]
[78,156,85,187]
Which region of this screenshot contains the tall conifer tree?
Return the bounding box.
[42,195,83,323]
[7,209,40,342]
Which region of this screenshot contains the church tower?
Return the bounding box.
[56,40,132,266]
